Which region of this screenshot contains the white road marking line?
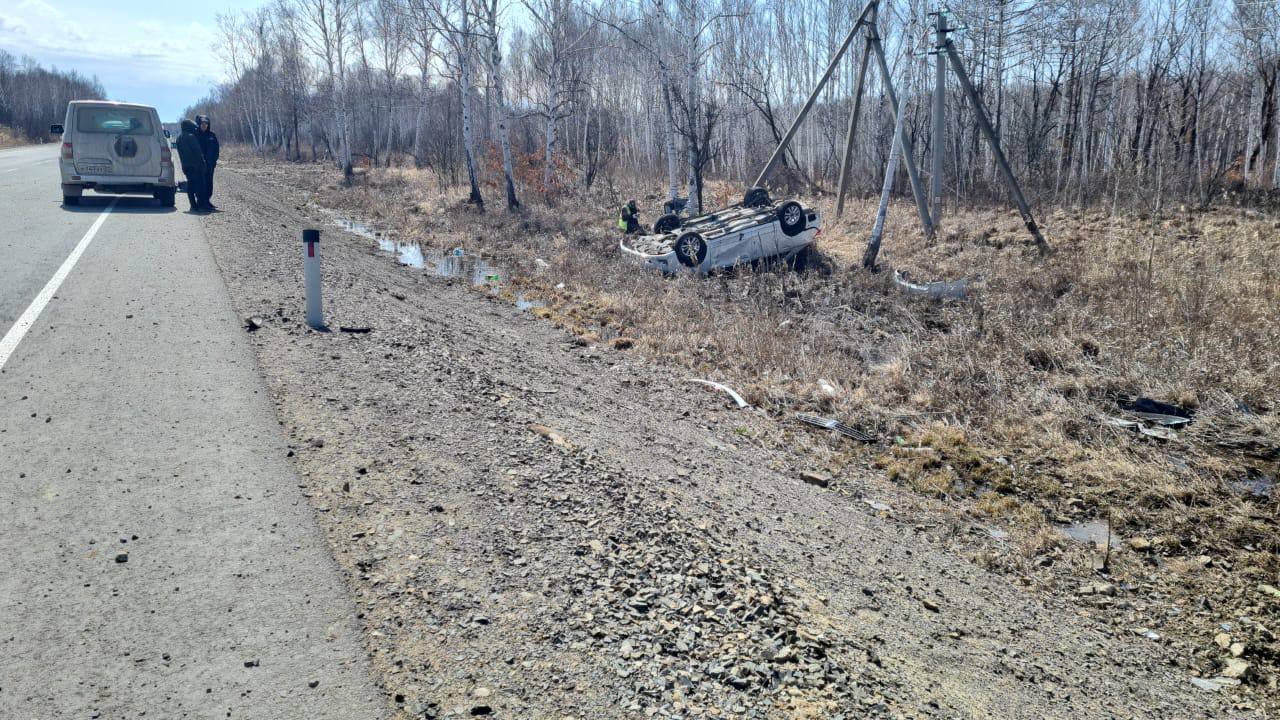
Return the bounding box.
[0,199,117,371]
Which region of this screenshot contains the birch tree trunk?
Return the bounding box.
[661,76,679,206]
[413,65,429,166]
[485,1,519,209]
[459,5,484,208]
[543,71,558,194]
[684,0,702,216]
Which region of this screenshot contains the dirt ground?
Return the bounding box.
[194,159,1275,718]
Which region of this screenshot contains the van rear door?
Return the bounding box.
[72,106,163,178]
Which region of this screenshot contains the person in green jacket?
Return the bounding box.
[618,199,640,234]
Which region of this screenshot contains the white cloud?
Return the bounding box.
[0,1,228,116]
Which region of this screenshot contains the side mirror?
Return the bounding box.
[163,129,171,138]
[50,123,64,135]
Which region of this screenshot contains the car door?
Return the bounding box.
[74,106,161,178]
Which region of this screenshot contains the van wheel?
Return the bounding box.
[156,188,176,207]
[777,201,806,236]
[652,213,681,234]
[63,195,80,206]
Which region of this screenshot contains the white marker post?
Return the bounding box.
[303,228,324,329]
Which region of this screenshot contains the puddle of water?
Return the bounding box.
[373,236,425,268]
[515,295,542,311]
[330,213,543,311]
[1060,520,1121,548]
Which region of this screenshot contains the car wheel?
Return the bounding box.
[653,213,681,234]
[777,201,806,236]
[743,186,771,208]
[673,231,708,268]
[157,188,176,207]
[63,195,80,206]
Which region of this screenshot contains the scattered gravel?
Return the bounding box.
[200,167,1240,719]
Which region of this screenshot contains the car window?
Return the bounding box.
[76,109,154,135]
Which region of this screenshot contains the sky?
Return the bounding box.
[0,0,263,121]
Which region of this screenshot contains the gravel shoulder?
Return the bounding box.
[201,167,1243,719]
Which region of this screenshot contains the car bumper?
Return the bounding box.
[61,162,175,191]
[619,240,679,272]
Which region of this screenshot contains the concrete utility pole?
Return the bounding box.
[753,0,878,189]
[835,32,873,218]
[943,38,1049,253]
[930,7,947,227]
[864,77,907,269]
[868,28,935,240]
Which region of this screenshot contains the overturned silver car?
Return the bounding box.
[620,188,820,273]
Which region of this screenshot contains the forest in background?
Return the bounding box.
[186,0,1279,214]
[0,52,105,142]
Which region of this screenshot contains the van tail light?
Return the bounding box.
[160,145,172,165]
[61,142,73,160]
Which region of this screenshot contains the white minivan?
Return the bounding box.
[51,100,176,207]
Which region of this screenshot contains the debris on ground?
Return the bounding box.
[795,413,878,443]
[686,378,750,408]
[1118,397,1195,426]
[1106,416,1179,441]
[801,470,832,487]
[892,270,969,300]
[528,423,574,450]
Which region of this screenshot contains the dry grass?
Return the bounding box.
[228,147,1280,691]
[0,125,32,149]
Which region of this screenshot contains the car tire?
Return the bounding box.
[653,213,681,234]
[673,231,708,268]
[777,201,806,237]
[63,195,80,206]
[743,186,771,208]
[156,188,176,207]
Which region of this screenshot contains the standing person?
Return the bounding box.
[174,119,211,212]
[195,115,220,210]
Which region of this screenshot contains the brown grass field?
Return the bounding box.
[0,125,32,149]
[226,147,1280,695]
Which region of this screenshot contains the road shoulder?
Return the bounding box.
[0,189,388,719]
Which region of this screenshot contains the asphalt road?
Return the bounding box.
[0,144,387,719]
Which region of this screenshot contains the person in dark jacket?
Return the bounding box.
[618,199,640,234]
[195,115,220,209]
[174,119,211,212]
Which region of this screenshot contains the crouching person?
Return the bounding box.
[618,199,641,234]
